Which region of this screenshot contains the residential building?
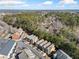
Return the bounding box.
[43,42,51,51]
[53,49,72,59]
[44,44,55,55]
[39,41,48,50]
[36,39,44,47]
[27,34,39,44]
[43,42,51,49]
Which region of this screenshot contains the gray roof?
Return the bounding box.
[24,49,35,58]
[40,41,48,46]
[17,41,26,49]
[0,39,15,56]
[27,34,38,41]
[27,35,34,40]
[18,51,28,59]
[18,48,36,59]
[54,49,72,59]
[47,44,54,49]
[43,42,51,48]
[36,39,44,45]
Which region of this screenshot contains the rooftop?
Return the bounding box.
[54,49,72,59]
[0,38,15,56]
[12,32,20,40]
[27,34,36,40]
[18,51,28,59]
[36,39,44,45]
[43,42,51,48]
[40,41,48,46]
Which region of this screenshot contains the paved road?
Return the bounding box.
[24,42,45,59]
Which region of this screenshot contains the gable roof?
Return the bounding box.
[54,49,72,59]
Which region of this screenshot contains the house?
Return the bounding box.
[42,42,51,51]
[40,41,48,47]
[39,41,48,50]
[0,39,16,59]
[43,42,51,49]
[26,34,39,44]
[53,49,72,59]
[26,34,34,43]
[43,44,55,55]
[36,39,44,47]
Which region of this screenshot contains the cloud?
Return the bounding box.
[0,0,29,6]
[0,0,23,5]
[59,0,77,4]
[42,1,53,5]
[0,0,53,9]
[56,0,78,9]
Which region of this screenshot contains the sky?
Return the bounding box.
[0,0,79,10]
